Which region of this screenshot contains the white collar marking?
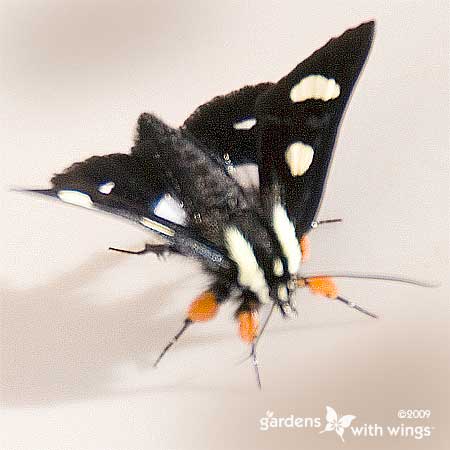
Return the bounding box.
[224,226,270,303]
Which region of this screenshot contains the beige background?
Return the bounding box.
[1,1,449,449]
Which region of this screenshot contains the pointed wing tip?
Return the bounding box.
[10,187,57,198]
[332,20,376,64]
[362,19,376,28]
[362,19,375,34]
[347,20,375,39]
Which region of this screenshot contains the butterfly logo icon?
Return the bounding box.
[319,406,356,442]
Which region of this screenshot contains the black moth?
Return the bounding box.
[24,21,414,387]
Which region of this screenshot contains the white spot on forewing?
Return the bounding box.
[139,217,175,237]
[273,258,284,277]
[272,203,301,274]
[285,142,314,176]
[224,226,270,303]
[154,194,186,225]
[290,75,340,103]
[232,164,259,189]
[57,190,94,209]
[233,117,257,130]
[98,181,115,194]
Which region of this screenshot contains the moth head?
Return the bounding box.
[223,210,301,315]
[270,277,298,318]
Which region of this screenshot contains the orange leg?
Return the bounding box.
[297,276,377,318]
[154,290,219,367]
[305,276,338,299]
[237,308,263,388]
[237,310,259,344]
[188,290,219,322]
[299,234,311,263]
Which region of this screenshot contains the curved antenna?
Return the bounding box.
[302,272,439,288]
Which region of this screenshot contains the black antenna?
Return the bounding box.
[153,319,192,367]
[303,273,438,288]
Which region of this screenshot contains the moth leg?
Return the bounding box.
[153,318,192,368]
[300,276,338,298]
[237,309,259,344]
[108,243,172,258]
[235,294,262,388]
[238,309,261,389]
[311,218,343,228]
[153,290,221,367]
[299,234,311,263]
[297,277,378,318]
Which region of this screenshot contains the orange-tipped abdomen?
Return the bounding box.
[187,291,219,322]
[238,310,259,343]
[306,277,338,299]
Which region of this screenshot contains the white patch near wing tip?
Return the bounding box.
[98,181,115,194]
[272,204,301,274]
[290,75,340,103]
[224,226,270,303]
[285,142,314,176]
[57,190,94,209]
[233,117,257,130]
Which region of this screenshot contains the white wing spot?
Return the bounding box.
[57,190,94,209]
[154,194,186,225]
[285,142,314,176]
[224,226,270,303]
[98,181,115,194]
[290,75,340,103]
[233,117,257,130]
